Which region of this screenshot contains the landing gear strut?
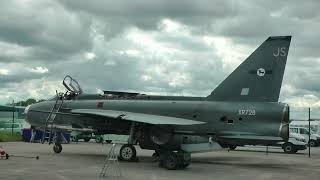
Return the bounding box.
[52,132,64,154]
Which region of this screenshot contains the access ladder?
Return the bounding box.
[99,144,122,178]
[42,91,64,144]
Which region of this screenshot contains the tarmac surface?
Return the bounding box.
[1,141,320,180]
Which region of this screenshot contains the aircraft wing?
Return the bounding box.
[71,109,205,125]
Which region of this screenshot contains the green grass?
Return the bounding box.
[0,132,22,142]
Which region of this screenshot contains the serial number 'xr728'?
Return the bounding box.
[238,109,256,116]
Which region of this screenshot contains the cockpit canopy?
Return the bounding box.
[63,75,83,95]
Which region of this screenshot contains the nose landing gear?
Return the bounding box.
[53,143,63,154]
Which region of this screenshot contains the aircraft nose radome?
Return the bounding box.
[24,105,32,123]
[24,105,31,114]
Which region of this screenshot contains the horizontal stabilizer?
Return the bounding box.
[71,109,205,125]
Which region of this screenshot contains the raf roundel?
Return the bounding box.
[257,68,265,77]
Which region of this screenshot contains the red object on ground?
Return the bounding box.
[0,146,6,156]
[0,146,9,160]
[0,146,9,159]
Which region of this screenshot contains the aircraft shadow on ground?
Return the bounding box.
[233,149,306,155]
[191,156,292,170]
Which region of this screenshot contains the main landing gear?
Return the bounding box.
[118,144,191,170]
[119,144,137,161]
[159,151,191,170]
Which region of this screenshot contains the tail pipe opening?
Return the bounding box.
[279,104,289,141]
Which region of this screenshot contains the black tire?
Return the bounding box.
[119,144,136,161]
[229,145,237,150]
[95,136,103,143]
[177,151,191,169]
[83,137,91,142]
[180,162,190,169]
[152,152,160,158]
[72,136,79,142]
[105,140,112,144]
[53,143,63,154]
[163,152,179,170]
[309,140,317,147]
[283,143,295,154]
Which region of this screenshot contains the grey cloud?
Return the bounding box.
[0,0,92,62]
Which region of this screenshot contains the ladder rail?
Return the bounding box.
[48,98,64,144]
[41,91,64,144]
[99,144,121,177]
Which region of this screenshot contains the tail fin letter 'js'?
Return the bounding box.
[207,36,291,102]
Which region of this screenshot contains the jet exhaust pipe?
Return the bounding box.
[279,104,289,141]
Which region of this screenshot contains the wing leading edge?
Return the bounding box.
[71,109,205,125]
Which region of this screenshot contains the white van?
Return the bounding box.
[289,127,320,147]
[290,120,320,135]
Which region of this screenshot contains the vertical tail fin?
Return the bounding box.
[207,36,291,102]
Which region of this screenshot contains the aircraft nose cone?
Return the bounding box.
[24,105,31,114]
[24,105,32,123]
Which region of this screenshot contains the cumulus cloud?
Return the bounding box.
[28,67,49,74]
[0,69,9,75]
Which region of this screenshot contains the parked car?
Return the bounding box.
[70,132,93,142]
[0,122,23,134]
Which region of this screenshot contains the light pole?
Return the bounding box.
[12,100,15,135]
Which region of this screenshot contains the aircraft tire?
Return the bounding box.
[229,145,237,150]
[95,136,103,143]
[162,152,179,170]
[119,144,136,161]
[309,140,317,147]
[177,151,191,169]
[53,143,63,153]
[283,143,295,154]
[105,140,112,144]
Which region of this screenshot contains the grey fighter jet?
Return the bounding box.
[25,36,291,170]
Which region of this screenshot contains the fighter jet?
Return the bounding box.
[25,36,291,170]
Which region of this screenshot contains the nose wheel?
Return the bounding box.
[53,143,62,153]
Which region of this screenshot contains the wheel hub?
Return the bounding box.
[122,147,133,160]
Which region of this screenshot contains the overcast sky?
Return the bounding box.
[0,0,320,119]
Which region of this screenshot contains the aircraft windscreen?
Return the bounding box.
[47,95,58,101]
